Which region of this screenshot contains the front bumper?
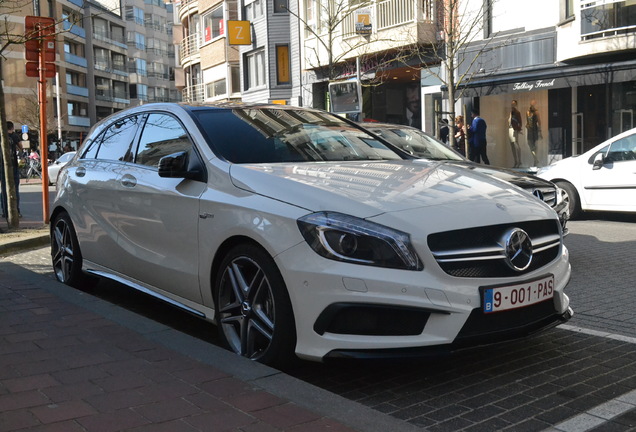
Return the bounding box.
[325,306,574,360]
[276,242,572,362]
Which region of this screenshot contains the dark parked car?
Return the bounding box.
[365,122,569,234]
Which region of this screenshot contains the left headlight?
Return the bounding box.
[297,212,423,270]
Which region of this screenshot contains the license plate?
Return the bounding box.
[483,274,555,313]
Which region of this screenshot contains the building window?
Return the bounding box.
[231,65,240,94]
[127,31,146,49]
[274,0,288,13]
[245,0,264,21]
[203,6,224,42]
[125,6,145,25]
[245,50,266,90]
[483,0,493,38]
[304,0,316,35]
[564,0,574,19]
[581,0,636,40]
[206,79,227,99]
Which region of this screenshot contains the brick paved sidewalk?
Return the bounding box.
[0,262,415,432]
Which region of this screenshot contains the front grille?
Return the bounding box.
[528,185,557,207]
[428,220,561,278]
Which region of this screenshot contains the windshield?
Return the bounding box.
[368,125,465,161]
[193,108,403,164]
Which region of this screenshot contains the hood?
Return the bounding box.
[229,160,553,222]
[430,160,555,190]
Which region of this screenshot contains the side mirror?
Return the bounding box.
[592,153,604,170]
[158,151,189,178]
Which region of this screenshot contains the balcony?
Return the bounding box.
[68,115,91,127]
[63,20,86,38]
[182,83,205,102]
[306,0,437,66]
[64,52,88,68]
[177,0,199,23]
[67,84,89,97]
[179,33,201,66]
[556,0,636,62]
[93,31,128,50]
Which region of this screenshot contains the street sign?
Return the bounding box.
[227,21,251,45]
[26,61,56,78]
[24,16,56,76]
[22,125,28,134]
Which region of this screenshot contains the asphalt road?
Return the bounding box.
[4,212,636,431]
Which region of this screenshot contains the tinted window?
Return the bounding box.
[135,113,192,168]
[96,115,141,161]
[370,126,464,161]
[193,108,402,163]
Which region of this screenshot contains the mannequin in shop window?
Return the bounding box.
[526,100,541,166]
[508,100,523,168]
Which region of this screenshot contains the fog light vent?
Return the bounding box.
[314,303,431,336]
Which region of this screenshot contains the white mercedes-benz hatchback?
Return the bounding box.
[51,103,572,365]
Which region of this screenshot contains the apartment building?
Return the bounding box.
[454,0,636,168]
[298,0,442,126]
[173,0,242,102]
[2,0,178,153]
[125,0,180,105]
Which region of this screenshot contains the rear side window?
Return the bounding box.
[95,115,142,161]
[135,113,192,168]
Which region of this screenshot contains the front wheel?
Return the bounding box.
[214,244,296,367]
[556,181,581,220]
[51,212,89,288]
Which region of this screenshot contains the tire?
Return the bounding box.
[556,181,581,220]
[214,244,296,367]
[51,212,90,288]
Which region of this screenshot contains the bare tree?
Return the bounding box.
[286,0,415,109]
[399,0,500,146]
[0,2,83,228]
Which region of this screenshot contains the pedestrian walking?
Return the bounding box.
[468,109,490,165]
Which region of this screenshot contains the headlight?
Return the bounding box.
[297,212,423,270]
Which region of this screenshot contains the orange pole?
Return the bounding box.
[38,26,50,224]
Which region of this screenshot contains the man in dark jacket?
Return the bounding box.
[468,109,490,165]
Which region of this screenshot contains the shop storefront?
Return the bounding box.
[458,60,636,169]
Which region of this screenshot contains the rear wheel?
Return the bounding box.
[556,181,581,219]
[51,212,89,288]
[214,244,296,367]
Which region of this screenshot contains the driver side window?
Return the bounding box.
[607,135,636,163]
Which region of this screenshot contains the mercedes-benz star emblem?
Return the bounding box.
[502,228,533,271]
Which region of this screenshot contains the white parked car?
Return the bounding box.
[537,127,636,218]
[51,103,572,365]
[47,151,76,185]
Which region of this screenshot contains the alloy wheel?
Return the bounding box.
[217,256,276,360]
